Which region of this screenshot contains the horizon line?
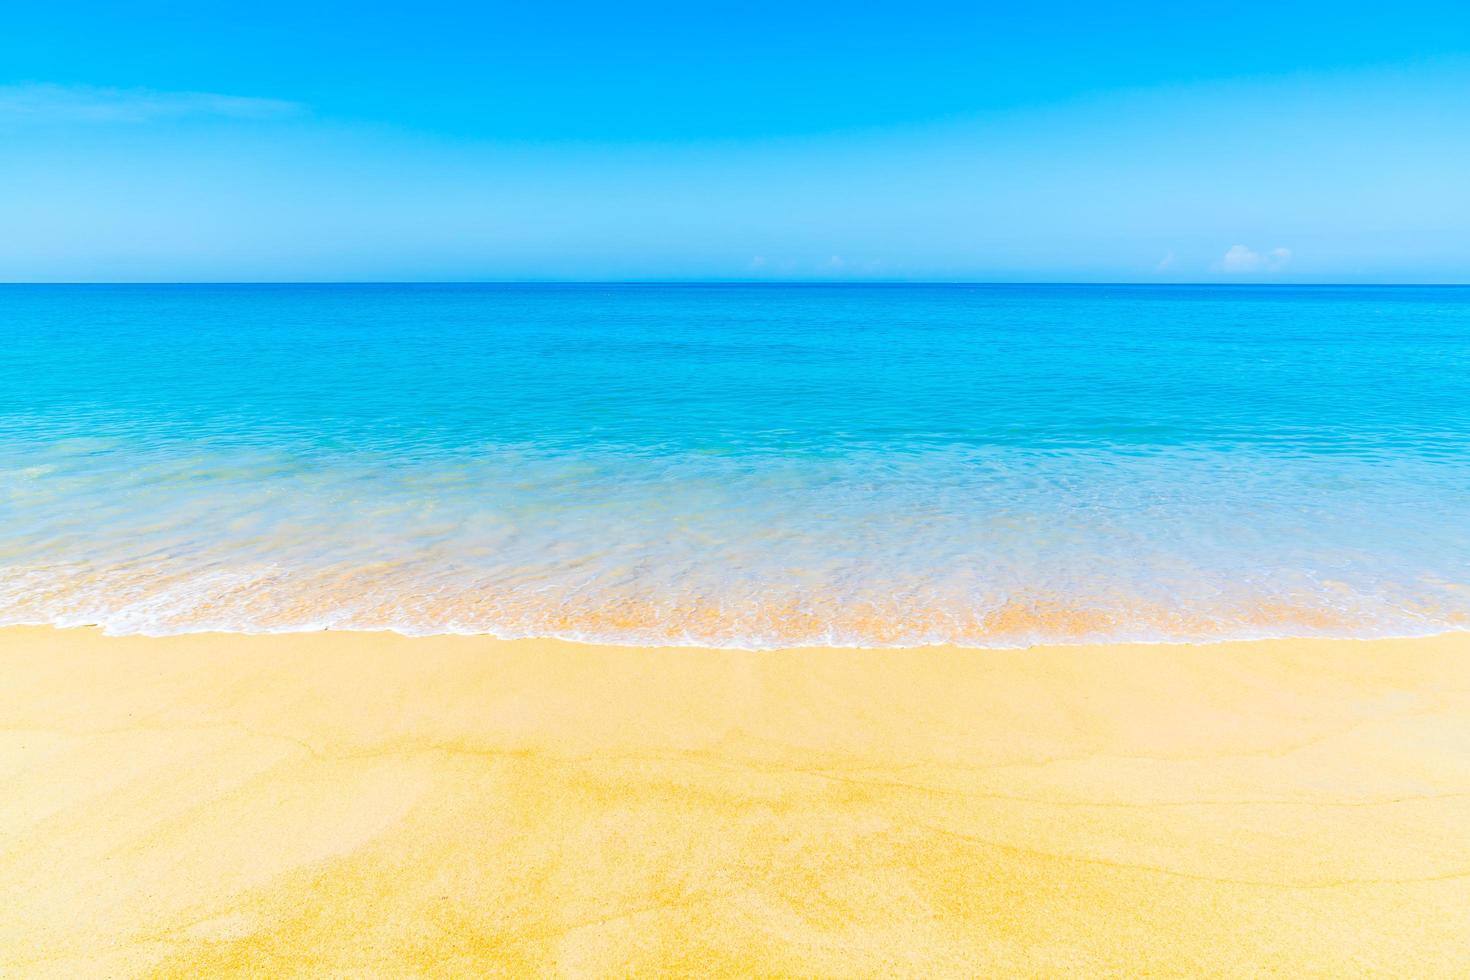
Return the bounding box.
[2,280,1467,288]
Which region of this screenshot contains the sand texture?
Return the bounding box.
[3,626,1469,976]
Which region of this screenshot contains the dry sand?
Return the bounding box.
[3,625,1469,976]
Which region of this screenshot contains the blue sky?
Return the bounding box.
[2,1,1468,282]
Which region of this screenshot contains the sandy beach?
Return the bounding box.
[3,625,1469,976]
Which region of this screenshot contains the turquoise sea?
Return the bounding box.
[2,283,1467,647]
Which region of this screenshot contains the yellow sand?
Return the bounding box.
[3,626,1469,977]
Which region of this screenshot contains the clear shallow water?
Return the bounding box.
[2,283,1468,647]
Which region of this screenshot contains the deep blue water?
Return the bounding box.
[2,283,1468,646]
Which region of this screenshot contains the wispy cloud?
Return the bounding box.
[0,83,302,124]
[1217,244,1292,274]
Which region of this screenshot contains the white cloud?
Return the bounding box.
[1155,250,1177,272]
[0,83,301,124]
[1218,244,1292,274]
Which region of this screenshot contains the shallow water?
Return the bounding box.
[2,283,1467,646]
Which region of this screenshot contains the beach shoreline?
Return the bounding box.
[4,624,1470,975]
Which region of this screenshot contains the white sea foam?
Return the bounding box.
[1,441,1466,647]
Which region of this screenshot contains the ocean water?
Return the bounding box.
[1,283,1468,647]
